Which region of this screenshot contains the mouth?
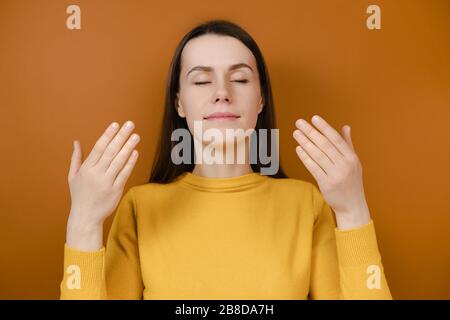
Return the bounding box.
[204,112,241,121]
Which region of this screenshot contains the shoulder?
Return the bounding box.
[281,179,330,221]
[129,181,174,195]
[266,176,315,195]
[127,180,181,204]
[267,177,325,218]
[266,176,320,208]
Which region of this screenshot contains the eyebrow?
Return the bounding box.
[186,63,254,78]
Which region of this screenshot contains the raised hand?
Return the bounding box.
[66,121,140,250]
[292,115,371,230]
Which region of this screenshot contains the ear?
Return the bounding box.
[176,93,186,118]
[257,95,264,114]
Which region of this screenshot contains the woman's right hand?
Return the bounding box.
[66,120,140,251]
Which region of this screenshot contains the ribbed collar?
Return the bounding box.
[176,171,269,192]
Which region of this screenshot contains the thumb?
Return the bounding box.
[68,140,83,182]
[342,125,355,152]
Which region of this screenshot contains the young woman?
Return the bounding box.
[60,20,392,300]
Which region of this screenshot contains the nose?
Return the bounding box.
[212,80,232,104]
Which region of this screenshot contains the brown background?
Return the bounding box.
[0,0,449,299]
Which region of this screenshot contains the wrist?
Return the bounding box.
[67,209,104,232]
[66,218,104,251]
[335,208,371,230]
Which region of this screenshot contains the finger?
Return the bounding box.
[342,125,355,152]
[106,132,140,180]
[84,122,120,167]
[295,118,344,164]
[310,115,354,158]
[113,149,139,189]
[293,129,334,173]
[97,121,135,171]
[295,145,327,181]
[68,140,83,182]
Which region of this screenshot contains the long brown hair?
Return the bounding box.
[149,19,288,183]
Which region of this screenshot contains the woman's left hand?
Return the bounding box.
[292,115,371,230]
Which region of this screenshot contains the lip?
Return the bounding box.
[204,112,240,121]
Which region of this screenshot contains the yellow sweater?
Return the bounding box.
[60,171,392,300]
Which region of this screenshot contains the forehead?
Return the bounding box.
[181,34,256,71]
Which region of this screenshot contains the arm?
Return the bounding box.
[60,187,144,299]
[308,184,392,299]
[292,115,392,299]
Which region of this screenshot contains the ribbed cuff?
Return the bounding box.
[334,220,382,268]
[63,243,105,290]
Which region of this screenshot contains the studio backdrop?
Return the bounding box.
[0,0,449,299]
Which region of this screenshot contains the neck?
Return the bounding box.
[192,163,254,178]
[192,137,254,178]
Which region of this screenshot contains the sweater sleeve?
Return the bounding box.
[308,184,393,300]
[59,187,144,300]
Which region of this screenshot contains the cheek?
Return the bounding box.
[239,92,261,129]
[181,92,204,122]
[241,111,258,131]
[181,104,204,140]
[184,110,202,138]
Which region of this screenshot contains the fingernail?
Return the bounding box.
[126,121,134,129]
[298,119,307,128]
[111,122,119,129]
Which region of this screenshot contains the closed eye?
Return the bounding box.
[194,81,211,85]
[194,80,249,85]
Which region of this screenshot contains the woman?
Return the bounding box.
[60,20,392,299]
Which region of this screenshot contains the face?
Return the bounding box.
[176,34,264,146]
